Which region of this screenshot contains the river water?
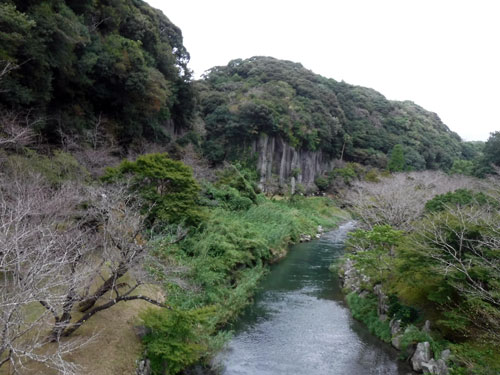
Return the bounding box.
[215,221,412,375]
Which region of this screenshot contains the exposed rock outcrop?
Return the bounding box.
[253,134,335,192]
[136,359,151,375]
[411,342,432,371]
[373,284,390,321]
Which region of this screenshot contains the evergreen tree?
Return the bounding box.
[388,144,405,172]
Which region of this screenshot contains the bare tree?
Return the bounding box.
[414,204,500,340]
[343,171,480,230]
[0,170,174,373]
[0,110,40,151]
[0,173,94,374]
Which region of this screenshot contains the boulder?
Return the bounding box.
[317,225,324,233]
[411,342,432,372]
[422,320,431,333]
[436,359,449,375]
[136,359,151,375]
[420,358,449,375]
[391,334,402,350]
[441,349,451,362]
[133,325,151,339]
[373,284,389,317]
[390,319,402,336]
[300,234,312,242]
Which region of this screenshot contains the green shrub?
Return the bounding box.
[388,144,405,172]
[102,153,203,226]
[140,307,215,375]
[346,292,391,342]
[216,163,258,202]
[449,159,475,176]
[314,176,329,191]
[399,325,447,359]
[330,164,357,184]
[388,295,419,325]
[449,342,500,375]
[364,169,380,182]
[4,149,88,185]
[424,189,495,212]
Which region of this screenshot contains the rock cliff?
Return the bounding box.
[253,134,335,192]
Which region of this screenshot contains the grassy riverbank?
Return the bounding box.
[141,195,348,373]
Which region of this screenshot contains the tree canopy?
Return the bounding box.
[0,0,194,144]
[197,57,469,170]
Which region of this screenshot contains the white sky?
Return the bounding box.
[147,0,500,141]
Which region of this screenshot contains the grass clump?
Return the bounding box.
[345,292,391,343]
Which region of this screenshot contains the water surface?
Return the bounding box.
[216,222,412,375]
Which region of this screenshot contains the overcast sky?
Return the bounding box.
[147,0,499,141]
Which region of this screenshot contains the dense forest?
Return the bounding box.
[0,0,194,143]
[1,1,500,375]
[198,56,475,170]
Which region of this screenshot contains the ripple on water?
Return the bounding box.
[215,222,411,375]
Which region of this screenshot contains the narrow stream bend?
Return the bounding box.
[215,221,412,375]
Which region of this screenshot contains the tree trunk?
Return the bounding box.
[79,264,127,312]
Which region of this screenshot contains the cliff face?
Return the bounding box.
[253,134,334,192]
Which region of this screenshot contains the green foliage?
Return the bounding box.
[364,169,380,182]
[140,307,215,375]
[346,292,391,342]
[483,131,500,167]
[449,159,475,176]
[0,0,194,143]
[3,149,88,185]
[474,131,500,177]
[388,144,405,172]
[200,183,253,211]
[387,295,419,325]
[424,189,495,212]
[314,176,329,191]
[346,225,403,283]
[332,165,356,183]
[449,342,500,375]
[102,153,202,226]
[215,163,258,203]
[398,325,446,359]
[199,57,464,170]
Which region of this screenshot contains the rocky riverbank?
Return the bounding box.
[339,259,451,375]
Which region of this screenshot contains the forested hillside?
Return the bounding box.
[0,0,193,143]
[198,56,471,170]
[1,2,499,375]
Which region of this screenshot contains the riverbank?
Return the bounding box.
[215,222,412,375]
[139,195,349,374]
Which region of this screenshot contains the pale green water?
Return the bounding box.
[215,222,412,375]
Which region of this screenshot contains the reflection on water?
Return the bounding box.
[215,222,412,375]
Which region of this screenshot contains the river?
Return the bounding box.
[214,221,412,375]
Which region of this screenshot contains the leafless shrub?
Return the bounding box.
[73,147,120,178]
[0,110,40,150]
[343,171,480,230]
[181,143,216,182]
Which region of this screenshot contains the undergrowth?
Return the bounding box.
[345,292,391,343]
[143,194,346,374]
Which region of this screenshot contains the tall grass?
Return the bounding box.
[144,196,347,373]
